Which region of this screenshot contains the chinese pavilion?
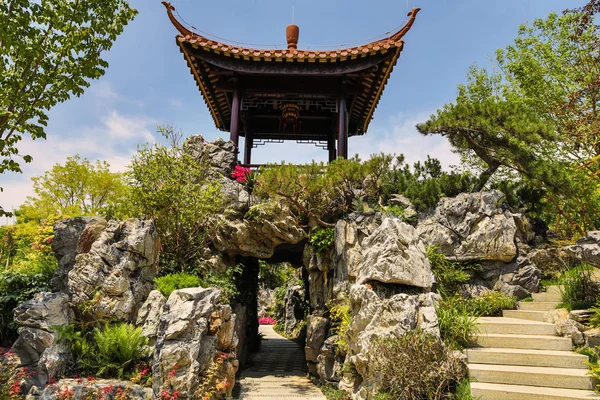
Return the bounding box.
[162,2,420,165]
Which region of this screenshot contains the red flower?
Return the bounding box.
[231,165,251,183]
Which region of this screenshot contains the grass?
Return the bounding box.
[320,384,349,400]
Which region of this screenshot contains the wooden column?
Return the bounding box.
[230,85,241,153]
[328,130,336,162]
[337,79,348,159]
[244,131,253,165]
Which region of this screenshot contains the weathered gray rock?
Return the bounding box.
[417,191,519,262]
[184,135,237,177]
[305,315,329,363]
[586,328,600,348]
[213,202,306,258]
[570,309,594,325]
[564,231,600,268]
[494,281,530,300]
[136,290,166,347]
[344,284,439,398]
[12,292,73,384]
[545,309,586,346]
[38,379,151,399]
[51,216,104,292]
[317,335,342,382]
[458,281,491,299]
[257,287,275,318]
[68,219,159,323]
[283,285,307,335]
[388,194,418,222]
[152,287,238,398]
[357,218,432,288]
[220,176,251,216]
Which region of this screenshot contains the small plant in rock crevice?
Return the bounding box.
[309,227,335,255]
[155,273,203,297]
[328,297,352,356]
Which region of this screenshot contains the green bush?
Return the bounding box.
[61,323,148,378]
[310,227,335,254]
[427,246,472,299]
[589,304,600,328]
[328,297,352,356]
[259,261,298,290]
[154,272,203,297]
[0,270,52,346]
[461,291,517,317]
[202,263,243,303]
[436,302,478,350]
[559,264,600,310]
[367,330,465,400]
[320,384,349,400]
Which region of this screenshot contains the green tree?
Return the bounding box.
[127,126,223,273]
[255,157,368,227]
[417,9,600,236]
[18,155,128,222]
[0,0,137,216]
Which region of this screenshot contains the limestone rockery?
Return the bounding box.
[9,136,568,400]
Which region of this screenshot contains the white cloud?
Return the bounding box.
[0,110,157,223]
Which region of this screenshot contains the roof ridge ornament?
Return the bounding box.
[390,8,421,42]
[161,2,195,37]
[286,24,299,50]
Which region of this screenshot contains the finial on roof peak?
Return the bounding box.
[286,24,299,50]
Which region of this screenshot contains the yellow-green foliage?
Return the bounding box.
[255,157,369,225]
[155,273,204,297]
[446,292,517,317]
[435,302,478,350]
[329,298,351,356]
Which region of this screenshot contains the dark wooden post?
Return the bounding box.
[230,85,241,153]
[328,130,336,162]
[337,79,348,159]
[244,131,253,165]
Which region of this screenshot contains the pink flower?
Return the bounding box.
[231,165,251,183]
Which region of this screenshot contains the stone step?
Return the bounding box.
[546,285,564,296]
[476,317,556,335]
[467,348,588,369]
[469,363,596,390]
[532,291,562,303]
[502,309,546,322]
[519,301,559,311]
[474,333,572,351]
[470,382,600,400]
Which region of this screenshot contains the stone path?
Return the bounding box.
[467,285,600,399]
[238,325,326,399]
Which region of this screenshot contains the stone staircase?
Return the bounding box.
[467,286,600,399]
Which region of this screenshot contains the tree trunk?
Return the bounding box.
[472,162,500,193]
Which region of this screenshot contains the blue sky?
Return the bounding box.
[1,0,583,220]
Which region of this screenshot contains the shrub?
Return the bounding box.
[427,246,472,299]
[63,323,149,378]
[589,304,600,328]
[310,228,335,255]
[436,302,478,350]
[462,291,517,317]
[328,298,352,356]
[155,273,203,297]
[368,330,465,400]
[258,317,276,325]
[202,264,243,303]
[0,270,52,346]
[320,384,350,400]
[559,264,600,310]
